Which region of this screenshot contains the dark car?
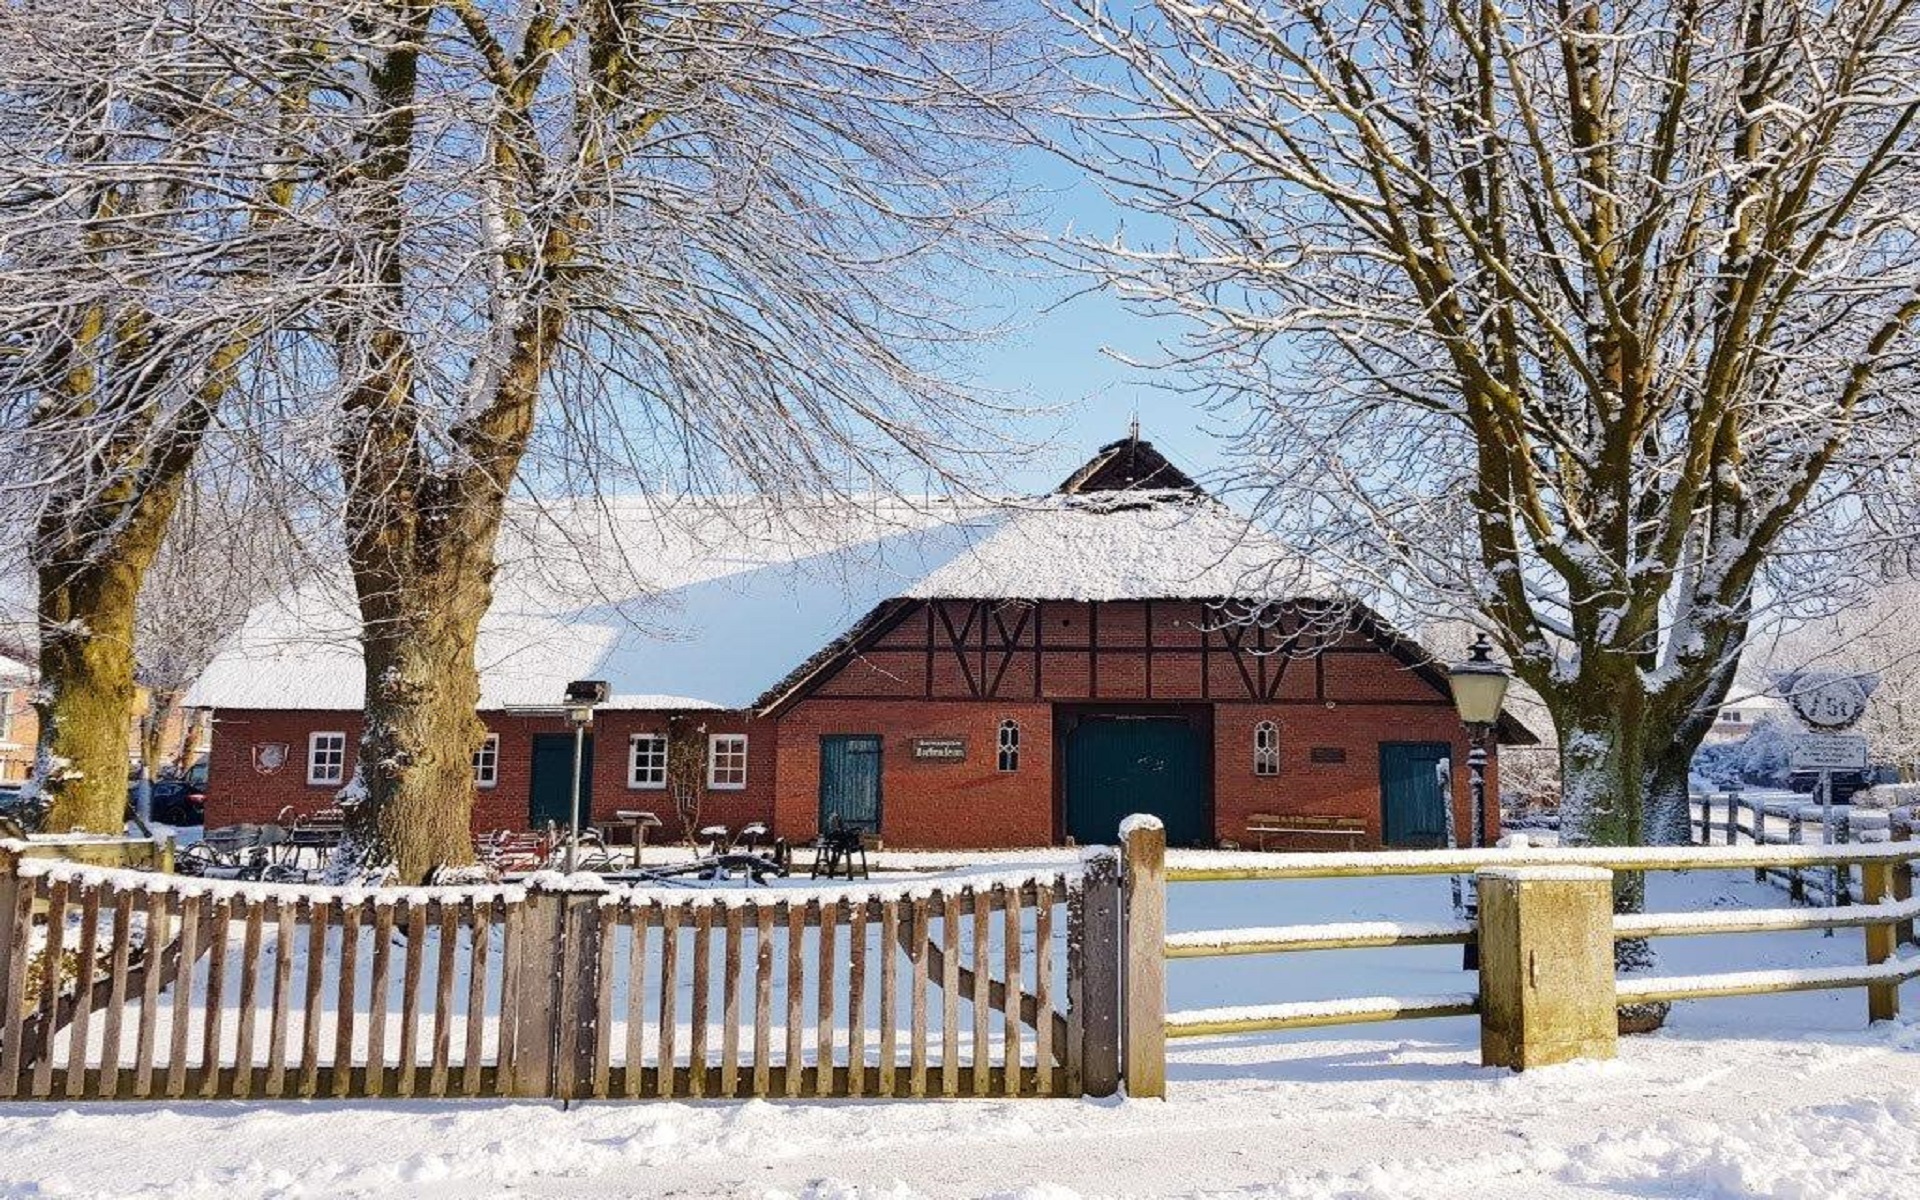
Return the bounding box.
[128,764,207,827]
[1786,770,1871,803]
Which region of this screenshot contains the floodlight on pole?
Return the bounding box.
[562,680,608,873]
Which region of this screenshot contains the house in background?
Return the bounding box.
[0,655,33,783]
[1702,693,1792,745]
[187,436,1533,849]
[0,650,207,786]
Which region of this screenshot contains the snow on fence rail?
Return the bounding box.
[0,845,1119,1103]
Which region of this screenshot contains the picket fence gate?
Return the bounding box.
[0,844,1121,1102]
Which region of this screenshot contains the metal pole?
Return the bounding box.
[1468,739,1488,852]
[1463,733,1488,970]
[567,719,585,875]
[1821,767,1836,932]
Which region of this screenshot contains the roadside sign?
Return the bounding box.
[1779,671,1874,731]
[1788,734,1870,772]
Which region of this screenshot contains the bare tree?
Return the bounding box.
[134,470,299,781]
[0,1,335,830]
[1052,0,1920,871]
[302,1,1041,879]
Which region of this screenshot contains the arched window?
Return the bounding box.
[997,719,1020,772]
[1253,721,1279,776]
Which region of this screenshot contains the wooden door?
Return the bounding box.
[1379,741,1450,847]
[819,734,883,833]
[529,733,593,830]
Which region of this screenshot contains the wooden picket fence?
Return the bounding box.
[0,844,1121,1102]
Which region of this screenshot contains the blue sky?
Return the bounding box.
[961,146,1232,494]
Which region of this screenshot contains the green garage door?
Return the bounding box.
[1064,715,1208,846]
[1380,741,1450,847]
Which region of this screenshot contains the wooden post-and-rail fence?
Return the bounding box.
[0,844,1121,1102]
[1122,813,1920,1094]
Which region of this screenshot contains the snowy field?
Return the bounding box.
[3,867,1918,1199]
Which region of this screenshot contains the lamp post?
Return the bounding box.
[562,679,608,874]
[1448,634,1511,970]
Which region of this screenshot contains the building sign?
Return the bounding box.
[1788,734,1870,773]
[910,737,967,762]
[1309,746,1347,764]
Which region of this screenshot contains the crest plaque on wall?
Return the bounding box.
[251,742,290,775]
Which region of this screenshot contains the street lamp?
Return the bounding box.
[1448,635,1510,970]
[562,679,608,874]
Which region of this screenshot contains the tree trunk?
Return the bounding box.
[343,562,489,884]
[34,564,140,833]
[1557,685,1711,1031]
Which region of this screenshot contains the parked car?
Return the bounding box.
[1786,769,1871,803]
[0,782,44,832]
[127,760,207,827]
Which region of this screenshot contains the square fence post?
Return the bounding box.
[503,876,607,1099]
[1477,866,1617,1071]
[1121,817,1167,1100]
[1074,850,1122,1098]
[1862,860,1899,1024]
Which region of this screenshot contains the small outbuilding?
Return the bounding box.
[189,436,1531,848]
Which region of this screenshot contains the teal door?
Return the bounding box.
[819,735,883,833]
[1380,741,1450,847]
[530,733,593,830]
[1064,715,1208,846]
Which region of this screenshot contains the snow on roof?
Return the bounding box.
[187,487,1331,714]
[188,495,999,712]
[907,492,1333,602]
[0,654,32,687]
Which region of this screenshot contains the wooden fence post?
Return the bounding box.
[505,876,610,1100]
[1121,818,1167,1100]
[552,887,607,1100]
[0,847,20,1099]
[1788,809,1807,903]
[1476,866,1617,1071]
[1725,789,1739,845]
[1892,810,1915,947]
[1862,860,1899,1023]
[1752,799,1768,882]
[1074,849,1121,1098]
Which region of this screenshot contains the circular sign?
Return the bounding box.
[1786,673,1870,731]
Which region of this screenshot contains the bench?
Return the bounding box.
[1247,813,1367,851]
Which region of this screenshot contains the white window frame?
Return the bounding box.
[1253,721,1279,777]
[307,731,347,787]
[997,719,1020,772]
[472,733,500,788]
[707,733,749,791]
[628,733,668,790]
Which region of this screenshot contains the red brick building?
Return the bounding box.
[190,438,1530,848]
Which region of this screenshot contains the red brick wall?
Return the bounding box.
[1212,703,1497,848]
[204,708,779,837]
[774,700,1053,848]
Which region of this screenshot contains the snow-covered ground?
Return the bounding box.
[3,867,1918,1199]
